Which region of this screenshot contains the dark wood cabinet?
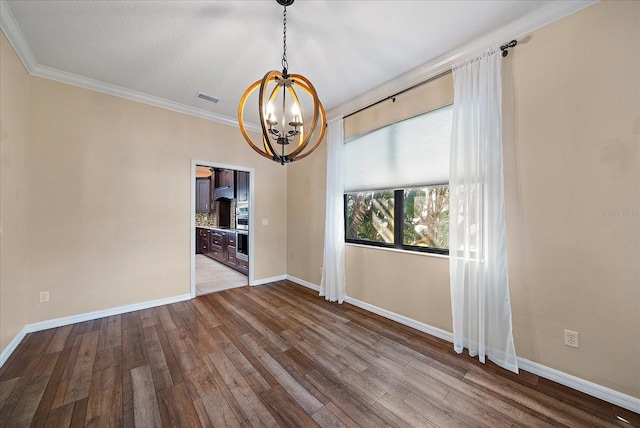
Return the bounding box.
[196,228,209,255]
[210,230,225,262]
[225,231,236,267]
[237,258,249,274]
[195,228,247,276]
[235,171,249,203]
[213,169,234,200]
[196,178,211,213]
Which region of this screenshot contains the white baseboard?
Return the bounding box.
[253,275,287,286]
[286,275,321,292]
[0,326,29,368]
[517,358,640,414]
[286,278,640,413]
[0,293,191,368]
[344,295,454,344]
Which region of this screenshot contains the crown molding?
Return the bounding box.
[1,0,598,134]
[327,0,599,120]
[0,0,37,71]
[29,63,259,130]
[0,0,261,132]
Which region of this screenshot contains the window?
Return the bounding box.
[344,104,452,255]
[345,185,449,254]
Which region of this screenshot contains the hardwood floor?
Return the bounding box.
[0,280,637,427]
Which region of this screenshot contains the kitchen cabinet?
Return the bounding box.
[196,178,211,213]
[225,231,237,267]
[195,227,248,276]
[196,228,209,255]
[235,171,249,203]
[213,169,234,200]
[236,257,249,275]
[210,230,225,263]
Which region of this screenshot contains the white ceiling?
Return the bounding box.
[2,0,594,127]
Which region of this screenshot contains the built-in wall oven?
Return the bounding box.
[236,203,248,231]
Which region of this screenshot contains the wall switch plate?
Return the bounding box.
[564,329,579,348]
[261,218,269,226]
[39,291,50,303]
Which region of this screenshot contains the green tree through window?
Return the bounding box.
[345,185,449,254]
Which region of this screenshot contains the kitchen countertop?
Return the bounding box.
[196,225,236,232]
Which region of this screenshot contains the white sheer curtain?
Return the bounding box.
[449,46,518,373]
[320,118,346,303]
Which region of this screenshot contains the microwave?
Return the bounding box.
[236,203,249,230]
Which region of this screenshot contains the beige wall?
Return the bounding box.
[24,78,287,324]
[286,140,327,284]
[505,0,639,398]
[0,35,288,343]
[287,1,640,399]
[0,33,30,353]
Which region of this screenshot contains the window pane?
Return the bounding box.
[346,191,395,243]
[403,186,449,249]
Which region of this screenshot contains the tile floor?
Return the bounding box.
[195,254,248,296]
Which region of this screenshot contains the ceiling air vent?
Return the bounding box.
[196,92,219,104]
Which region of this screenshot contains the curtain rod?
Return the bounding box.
[343,40,517,120]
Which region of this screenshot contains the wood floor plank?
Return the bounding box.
[165,327,205,373]
[1,329,56,379]
[240,333,324,414]
[51,334,83,409]
[154,323,184,387]
[44,401,74,427]
[131,365,162,428]
[374,392,439,428]
[30,348,74,428]
[304,368,390,427]
[0,279,633,427]
[70,396,89,428]
[200,389,243,428]
[192,298,223,329]
[45,325,74,354]
[143,325,174,392]
[104,315,122,349]
[281,329,347,375]
[121,314,148,372]
[63,330,100,405]
[235,308,291,352]
[183,365,218,399]
[205,319,280,396]
[156,382,203,428]
[4,374,50,427]
[406,356,551,426]
[208,349,279,428]
[463,369,617,427]
[0,377,19,409]
[140,307,161,328]
[85,363,122,427]
[156,305,178,331]
[260,384,321,427]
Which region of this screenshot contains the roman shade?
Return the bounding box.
[344,104,453,192]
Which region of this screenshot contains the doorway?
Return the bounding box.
[191,160,254,298]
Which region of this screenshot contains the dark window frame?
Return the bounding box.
[344,189,449,256]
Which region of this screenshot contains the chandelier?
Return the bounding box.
[238,0,326,165]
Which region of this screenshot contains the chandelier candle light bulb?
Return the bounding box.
[238,0,326,165]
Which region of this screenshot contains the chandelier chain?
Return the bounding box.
[281,6,288,74]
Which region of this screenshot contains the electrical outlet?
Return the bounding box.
[564,329,579,348]
[39,291,50,303]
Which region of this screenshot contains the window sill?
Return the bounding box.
[345,242,449,259]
